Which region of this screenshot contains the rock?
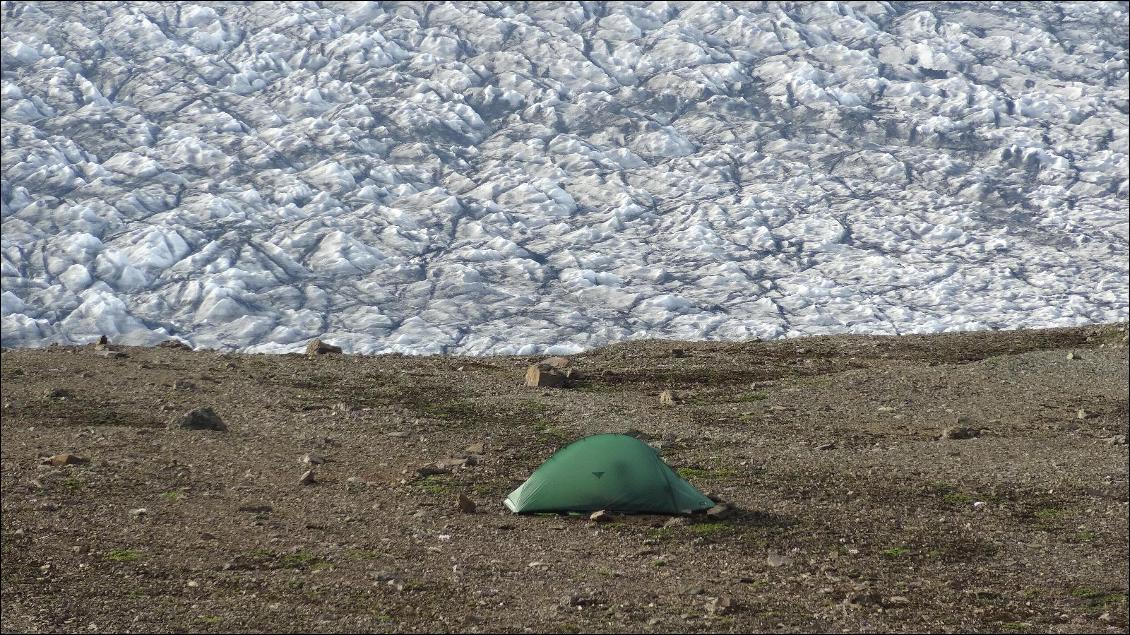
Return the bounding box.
[540,356,571,369]
[129,508,149,520]
[44,388,73,400]
[1076,408,1089,420]
[1066,350,1077,360]
[302,453,325,466]
[942,426,980,440]
[172,379,196,390]
[299,470,316,485]
[465,442,484,454]
[659,390,674,406]
[671,348,686,358]
[170,407,227,431]
[590,510,614,523]
[94,335,110,350]
[708,595,737,615]
[97,350,127,359]
[457,494,476,514]
[663,516,690,529]
[417,464,453,477]
[766,550,792,567]
[157,339,191,350]
[815,441,836,450]
[1104,435,1127,446]
[237,504,273,513]
[525,364,566,388]
[41,453,88,466]
[305,339,342,356]
[705,504,730,520]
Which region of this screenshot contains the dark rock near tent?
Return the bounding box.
[305,339,342,355]
[170,407,227,431]
[525,364,566,388]
[663,516,690,528]
[457,494,476,514]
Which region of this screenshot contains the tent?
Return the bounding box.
[504,433,715,514]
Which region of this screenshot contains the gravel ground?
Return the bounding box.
[2,323,1128,634]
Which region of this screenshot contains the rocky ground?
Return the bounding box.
[1,324,1128,634]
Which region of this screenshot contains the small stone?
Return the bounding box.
[525,364,566,388]
[299,470,317,485]
[237,504,273,513]
[305,339,343,356]
[705,504,730,520]
[1066,351,1076,360]
[97,350,127,359]
[708,595,737,615]
[172,379,196,390]
[157,339,191,350]
[941,426,980,440]
[170,407,226,431]
[302,453,325,466]
[671,348,686,358]
[1076,408,1089,420]
[457,494,476,514]
[41,453,88,466]
[663,517,690,529]
[816,441,836,450]
[44,388,73,400]
[465,442,484,454]
[766,550,792,567]
[417,464,453,477]
[590,510,614,523]
[1104,435,1127,446]
[129,508,148,519]
[659,390,674,406]
[972,501,987,509]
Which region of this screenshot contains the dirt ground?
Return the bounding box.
[1,323,1128,634]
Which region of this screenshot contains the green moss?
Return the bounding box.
[881,546,910,559]
[105,548,141,562]
[689,522,730,536]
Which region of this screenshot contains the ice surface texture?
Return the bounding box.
[2,2,1127,354]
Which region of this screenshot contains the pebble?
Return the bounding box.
[705,504,730,520]
[457,494,476,514]
[942,426,980,440]
[590,510,614,523]
[299,470,317,485]
[41,453,88,466]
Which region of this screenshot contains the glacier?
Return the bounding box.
[2,1,1127,355]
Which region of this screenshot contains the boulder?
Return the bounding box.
[305,339,342,356]
[525,364,566,388]
[170,407,227,431]
[41,453,88,466]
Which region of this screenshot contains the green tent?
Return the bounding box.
[504,434,715,514]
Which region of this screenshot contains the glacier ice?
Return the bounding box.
[1,1,1128,354]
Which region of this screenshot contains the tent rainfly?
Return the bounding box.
[504,434,715,514]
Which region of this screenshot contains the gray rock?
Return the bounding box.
[170,407,227,431]
[299,470,316,485]
[663,516,690,529]
[457,494,476,514]
[941,426,980,440]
